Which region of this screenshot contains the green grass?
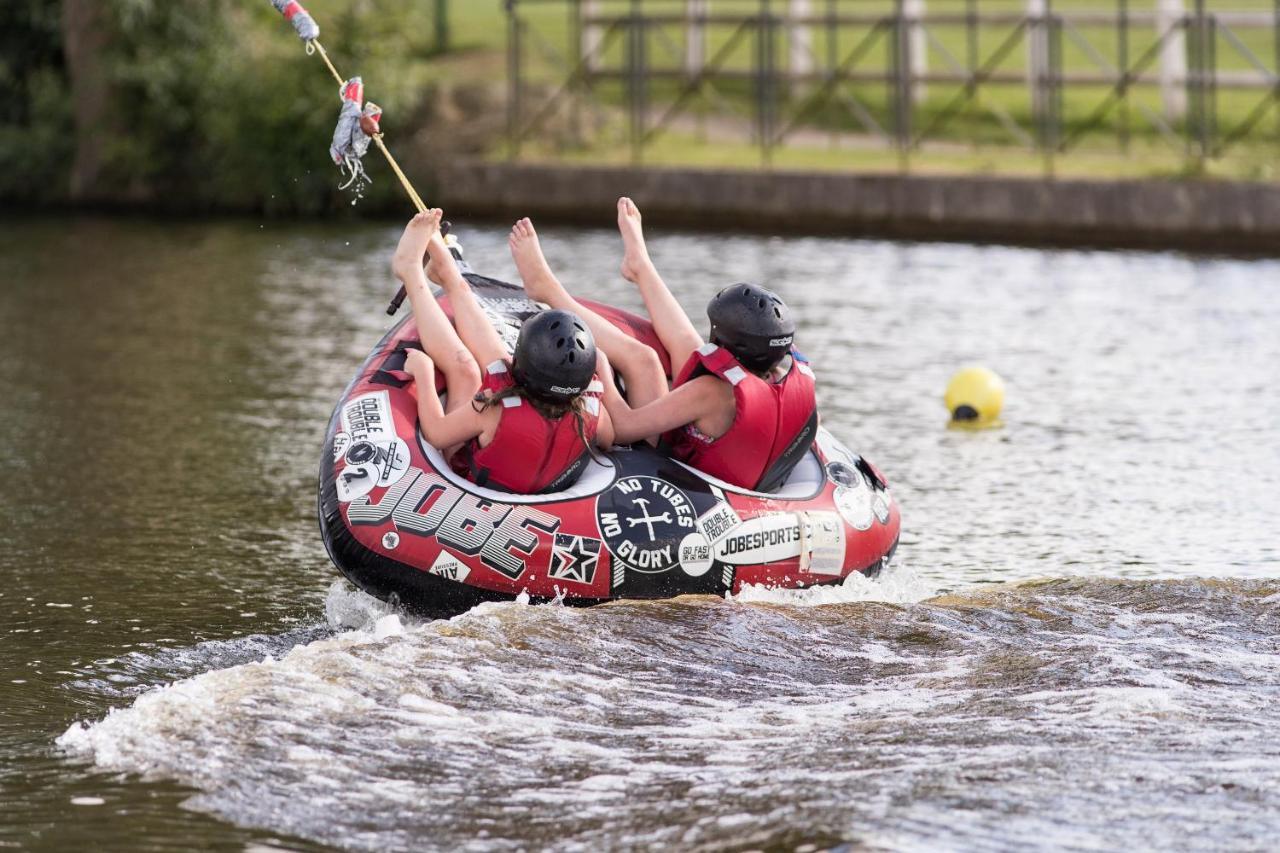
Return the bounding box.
[516,126,1279,182]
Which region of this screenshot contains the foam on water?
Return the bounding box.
[56,577,1280,851]
[730,561,936,606]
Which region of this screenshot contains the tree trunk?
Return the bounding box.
[62,0,111,201]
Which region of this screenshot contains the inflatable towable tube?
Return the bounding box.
[319,274,900,618]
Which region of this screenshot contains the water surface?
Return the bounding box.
[2,215,1278,851]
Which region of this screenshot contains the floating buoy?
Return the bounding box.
[945,366,1004,427]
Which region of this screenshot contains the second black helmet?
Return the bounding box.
[512,309,597,401]
[707,283,796,373]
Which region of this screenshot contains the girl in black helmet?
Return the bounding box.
[512,199,817,492]
[392,210,614,494]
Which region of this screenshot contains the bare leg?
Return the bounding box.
[425,234,509,368]
[616,197,705,374]
[509,218,668,408]
[391,210,481,413]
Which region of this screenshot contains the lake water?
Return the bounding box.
[2,215,1278,851]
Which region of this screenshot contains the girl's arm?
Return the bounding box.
[606,377,725,445]
[597,349,729,445]
[594,404,615,449]
[405,350,487,449]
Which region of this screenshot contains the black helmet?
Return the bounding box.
[512,309,596,401]
[706,283,796,372]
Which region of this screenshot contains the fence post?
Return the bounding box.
[1186,0,1209,163]
[789,0,814,92]
[686,0,708,79]
[506,0,521,160]
[1042,6,1061,176]
[904,0,927,103]
[1118,0,1130,152]
[568,0,582,146]
[627,0,647,164]
[1202,1,1216,161]
[965,0,978,73]
[757,0,777,165]
[826,0,838,150]
[1027,0,1048,123]
[890,0,912,170]
[826,0,838,72]
[582,0,602,74]
[434,0,450,53]
[1158,0,1187,122]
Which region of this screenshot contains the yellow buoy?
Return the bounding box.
[945,366,1005,428]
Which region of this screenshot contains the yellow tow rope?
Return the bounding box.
[305,38,427,213]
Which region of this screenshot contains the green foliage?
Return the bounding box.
[100,0,436,212]
[0,0,444,211]
[0,0,73,201]
[0,0,64,124]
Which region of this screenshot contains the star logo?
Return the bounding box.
[550,534,601,585]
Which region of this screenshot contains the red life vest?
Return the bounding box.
[454,361,602,494]
[662,344,819,492]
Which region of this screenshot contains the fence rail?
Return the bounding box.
[503,0,1280,175]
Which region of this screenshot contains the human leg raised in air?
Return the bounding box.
[390,210,481,412]
[509,217,668,408]
[615,197,704,374]
[424,231,510,369]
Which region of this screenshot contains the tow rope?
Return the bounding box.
[268,0,426,212]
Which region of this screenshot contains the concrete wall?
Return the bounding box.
[429,162,1280,254]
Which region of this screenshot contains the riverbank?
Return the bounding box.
[16,161,1280,256]
[424,162,1280,255]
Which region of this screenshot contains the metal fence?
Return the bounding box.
[503,0,1280,173]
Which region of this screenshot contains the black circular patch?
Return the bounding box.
[595,476,698,574]
[345,440,380,465]
[826,460,862,489]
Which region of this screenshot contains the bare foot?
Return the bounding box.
[424,234,456,290]
[391,209,442,282]
[617,197,652,283]
[508,217,557,301]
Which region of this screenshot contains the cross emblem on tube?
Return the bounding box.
[626,498,672,542]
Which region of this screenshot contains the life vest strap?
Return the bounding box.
[754,408,819,493]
